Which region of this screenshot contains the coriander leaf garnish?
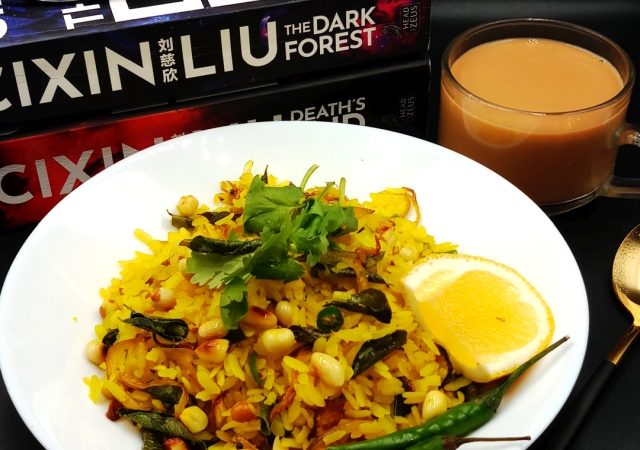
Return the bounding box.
[186,252,252,289]
[249,223,304,281]
[182,165,357,330]
[242,175,304,235]
[291,197,357,266]
[220,276,249,330]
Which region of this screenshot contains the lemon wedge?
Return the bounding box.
[402,253,554,382]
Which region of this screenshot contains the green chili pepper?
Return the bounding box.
[317,306,344,332]
[328,336,568,450]
[407,435,531,450]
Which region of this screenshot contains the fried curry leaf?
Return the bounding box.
[124,312,189,343]
[352,330,408,376]
[201,210,233,224]
[242,175,304,235]
[102,328,119,351]
[186,252,252,289]
[181,235,261,255]
[314,251,387,284]
[289,325,330,346]
[326,288,392,324]
[316,265,387,285]
[220,276,249,330]
[169,210,232,229]
[144,385,183,405]
[119,409,196,441]
[141,429,164,450]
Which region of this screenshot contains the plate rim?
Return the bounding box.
[0,121,589,450]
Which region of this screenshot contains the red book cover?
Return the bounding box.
[0,58,430,231]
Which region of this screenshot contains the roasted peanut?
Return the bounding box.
[241,306,277,329]
[230,400,257,422]
[421,389,448,422]
[257,328,296,356]
[198,318,227,340]
[195,339,229,363]
[310,352,345,388]
[151,287,176,310]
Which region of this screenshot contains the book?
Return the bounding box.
[0,0,430,130]
[0,58,430,231]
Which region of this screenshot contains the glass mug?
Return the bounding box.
[438,18,640,215]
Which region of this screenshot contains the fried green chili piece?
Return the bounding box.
[407,435,531,450]
[123,312,189,343]
[226,327,248,344]
[326,288,391,323]
[317,306,344,332]
[391,377,413,417]
[352,330,407,377]
[181,235,261,255]
[391,393,412,417]
[329,336,569,450]
[118,409,196,441]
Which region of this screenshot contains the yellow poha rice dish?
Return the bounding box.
[84,161,468,450]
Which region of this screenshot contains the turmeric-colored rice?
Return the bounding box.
[84,161,463,449]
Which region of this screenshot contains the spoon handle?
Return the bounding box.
[544,358,615,449]
[545,324,640,449]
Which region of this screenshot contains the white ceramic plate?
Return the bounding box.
[0,121,587,450]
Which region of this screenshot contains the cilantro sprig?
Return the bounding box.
[183,166,357,330]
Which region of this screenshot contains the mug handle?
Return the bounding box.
[601,124,640,198]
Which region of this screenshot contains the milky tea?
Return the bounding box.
[438,20,634,210]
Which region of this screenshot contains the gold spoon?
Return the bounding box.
[547,224,640,449]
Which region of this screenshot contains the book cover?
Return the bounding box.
[0,0,430,129]
[0,58,430,231]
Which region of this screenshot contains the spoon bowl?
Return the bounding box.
[546,223,640,449]
[612,225,640,327]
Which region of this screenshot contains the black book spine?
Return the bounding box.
[0,58,430,231]
[0,0,430,128]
